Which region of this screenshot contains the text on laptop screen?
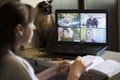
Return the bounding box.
[56,10,107,44]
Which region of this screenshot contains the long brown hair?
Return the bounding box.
[0,2,34,59]
[0,0,20,8]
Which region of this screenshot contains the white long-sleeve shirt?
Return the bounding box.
[0,50,39,80]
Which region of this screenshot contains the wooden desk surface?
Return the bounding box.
[20,46,120,63]
[20,48,65,63]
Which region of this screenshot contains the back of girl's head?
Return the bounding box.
[0,0,20,7]
[0,2,34,28]
[0,2,34,55]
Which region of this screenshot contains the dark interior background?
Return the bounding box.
[52,0,120,52]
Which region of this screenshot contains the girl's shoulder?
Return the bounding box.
[0,54,32,80]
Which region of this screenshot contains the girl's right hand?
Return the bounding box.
[67,56,92,80]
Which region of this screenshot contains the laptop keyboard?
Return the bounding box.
[47,44,104,55]
[58,44,101,50]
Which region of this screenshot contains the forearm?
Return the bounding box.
[36,67,57,80]
[67,56,86,80]
[36,61,70,80]
[67,72,81,80]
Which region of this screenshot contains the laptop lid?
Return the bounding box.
[56,9,108,46]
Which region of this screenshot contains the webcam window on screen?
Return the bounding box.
[57,11,107,44]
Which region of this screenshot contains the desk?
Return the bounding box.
[20,47,120,62]
[20,47,120,80]
[20,48,63,63]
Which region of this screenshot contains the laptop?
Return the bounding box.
[42,9,108,58]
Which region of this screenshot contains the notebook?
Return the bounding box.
[43,9,108,57]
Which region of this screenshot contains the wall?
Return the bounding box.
[21,0,78,12]
[51,0,78,12]
[118,0,120,51]
[20,0,43,7]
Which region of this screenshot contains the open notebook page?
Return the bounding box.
[89,59,120,78]
[69,55,104,71]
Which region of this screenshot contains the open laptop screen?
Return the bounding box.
[56,10,107,44]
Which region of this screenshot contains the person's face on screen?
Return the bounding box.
[65,14,72,23]
[86,29,93,40]
[63,29,69,37]
[90,15,94,20]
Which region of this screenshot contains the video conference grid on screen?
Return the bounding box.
[57,12,107,43]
